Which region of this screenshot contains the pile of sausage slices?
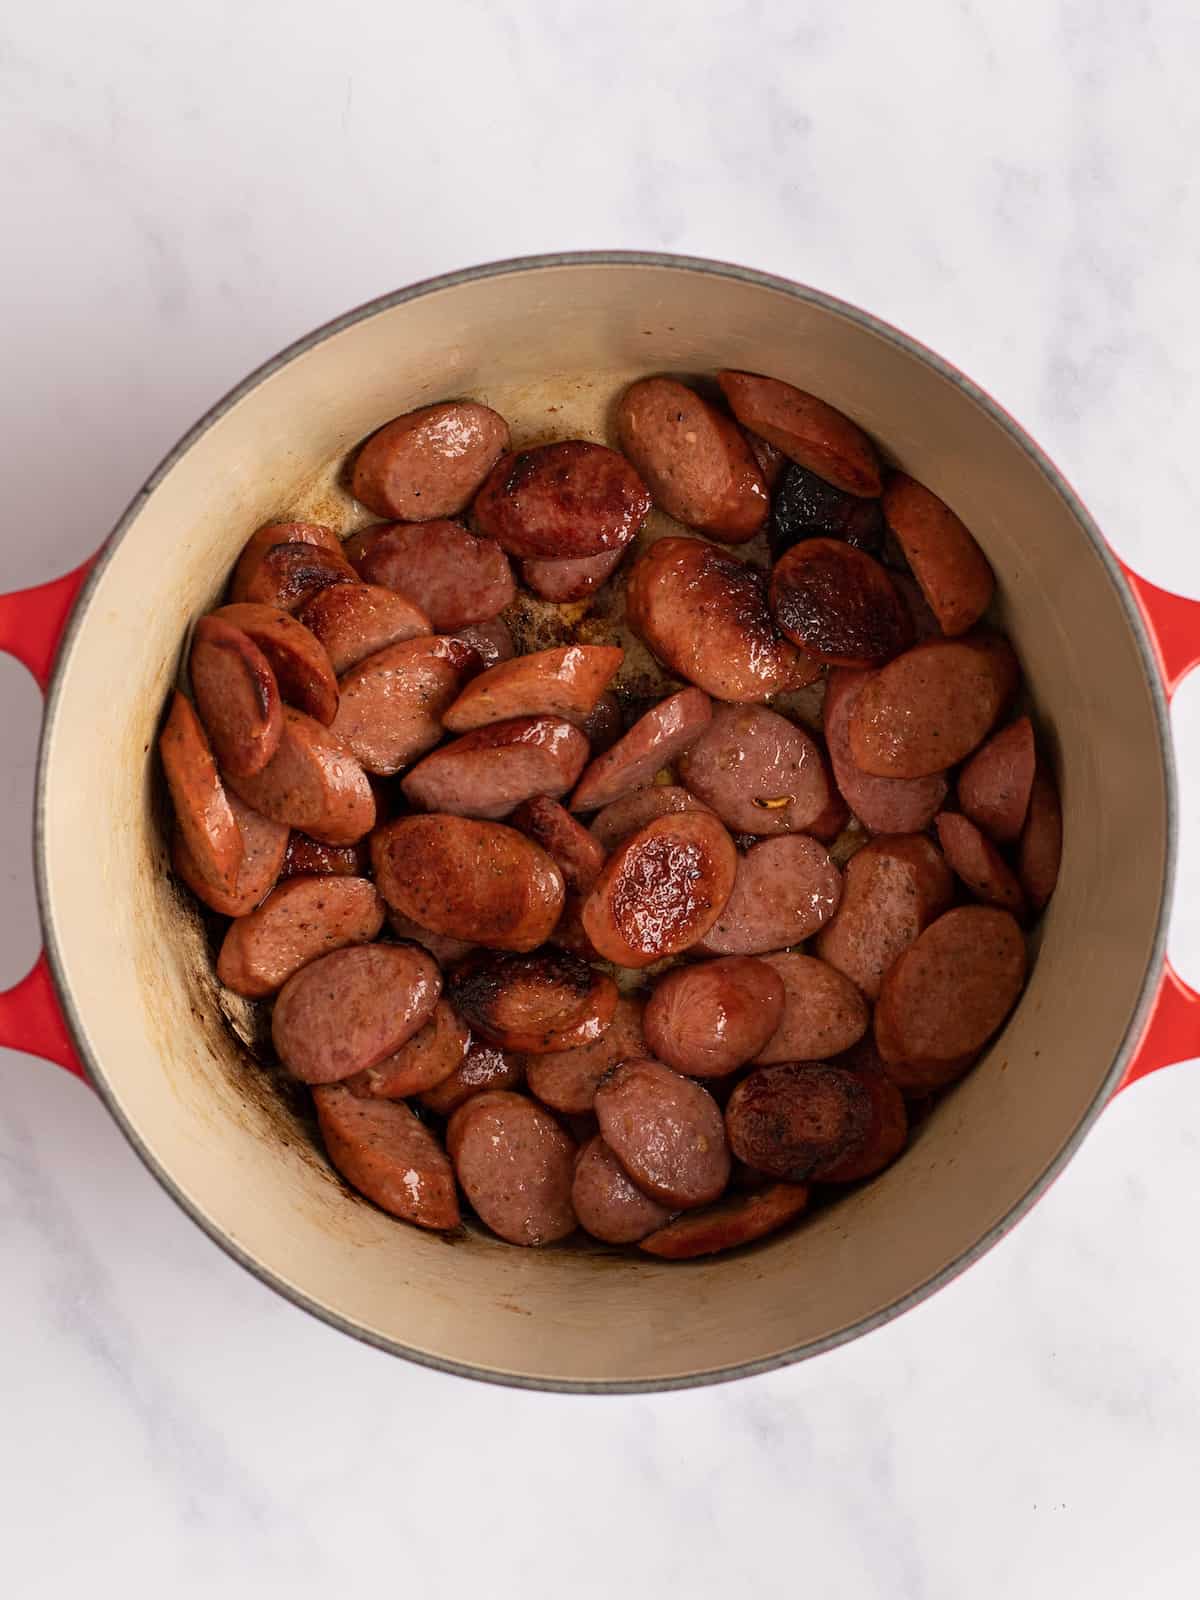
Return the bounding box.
[160,369,1062,1259]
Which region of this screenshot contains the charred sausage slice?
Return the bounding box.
[768,538,913,666]
[510,795,607,893]
[524,996,647,1114]
[447,948,618,1054]
[726,1062,873,1180]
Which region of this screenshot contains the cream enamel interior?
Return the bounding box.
[38,260,1168,1389]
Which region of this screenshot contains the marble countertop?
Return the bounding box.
[4,3,1200,1594]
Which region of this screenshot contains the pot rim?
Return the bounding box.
[33,250,1177,1394]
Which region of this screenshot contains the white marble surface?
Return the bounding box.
[4,3,1200,1594]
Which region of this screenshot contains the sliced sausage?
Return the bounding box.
[823,667,948,833]
[1018,765,1062,912]
[524,996,647,1114]
[298,582,431,674]
[769,539,913,666]
[351,401,510,521]
[745,429,787,492]
[279,832,368,879]
[230,522,343,600]
[816,1049,908,1183]
[341,523,389,568]
[331,635,479,776]
[313,1086,459,1231]
[882,472,994,636]
[814,833,955,999]
[767,460,884,559]
[353,520,515,629]
[445,615,515,670]
[626,536,819,702]
[216,875,384,998]
[578,689,622,754]
[697,834,842,955]
[572,1136,673,1244]
[594,1058,730,1208]
[472,440,651,560]
[214,602,340,725]
[443,644,623,732]
[752,952,869,1063]
[372,814,565,952]
[848,635,1020,778]
[510,796,607,893]
[346,999,470,1099]
[874,905,1028,1091]
[589,784,713,850]
[957,716,1035,843]
[520,546,626,601]
[726,1062,874,1180]
[447,949,617,1054]
[678,704,839,838]
[225,707,375,844]
[159,691,243,895]
[581,809,738,968]
[615,376,768,541]
[447,1090,577,1245]
[570,688,712,812]
[644,956,786,1077]
[188,615,282,779]
[172,792,289,917]
[272,943,441,1084]
[639,1182,809,1258]
[400,716,589,820]
[387,910,476,967]
[891,571,943,644]
[419,1039,524,1117]
[716,371,882,496]
[231,539,358,613]
[935,811,1027,915]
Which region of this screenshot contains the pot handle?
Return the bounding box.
[0,556,98,1082]
[1116,560,1200,1091]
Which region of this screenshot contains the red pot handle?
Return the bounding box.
[0,556,98,1082]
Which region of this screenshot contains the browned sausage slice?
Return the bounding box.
[172,792,287,916]
[216,875,384,997]
[626,536,819,702]
[448,949,618,1053]
[726,1062,874,1180]
[444,645,623,732]
[510,795,606,893]
[524,996,646,1114]
[272,943,441,1084]
[1018,765,1062,912]
[331,635,480,776]
[745,429,787,491]
[882,472,994,636]
[589,784,714,850]
[447,1090,577,1245]
[769,538,914,666]
[231,540,358,613]
[473,440,651,559]
[230,523,343,600]
[849,635,1020,778]
[581,810,738,967]
[159,691,243,895]
[400,716,589,820]
[298,582,431,674]
[823,668,948,834]
[352,520,516,629]
[615,376,768,541]
[874,905,1028,1091]
[957,716,1035,843]
[372,814,565,952]
[572,1135,673,1244]
[678,704,838,838]
[279,832,368,879]
[214,602,340,726]
[351,401,510,520]
[419,1039,523,1117]
[225,707,376,844]
[697,835,842,955]
[188,614,283,781]
[593,1058,730,1208]
[815,833,954,999]
[570,688,712,812]
[387,909,476,967]
[717,371,882,496]
[445,615,516,670]
[752,952,869,1063]
[935,811,1027,915]
[345,998,470,1098]
[639,1182,809,1258]
[643,956,785,1077]
[520,546,625,601]
[815,1051,908,1183]
[313,1086,460,1230]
